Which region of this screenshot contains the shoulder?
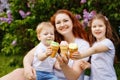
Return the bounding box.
[35,42,46,51]
[101,38,114,49]
[101,38,114,46]
[75,38,90,46]
[75,38,90,52]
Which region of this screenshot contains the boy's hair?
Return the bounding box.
[36,22,54,35]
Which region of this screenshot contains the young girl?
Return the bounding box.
[71,13,117,80]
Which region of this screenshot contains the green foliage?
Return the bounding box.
[0,0,120,71]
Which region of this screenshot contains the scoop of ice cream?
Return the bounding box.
[46,40,53,45]
[50,41,59,58]
[69,43,78,59]
[69,43,78,49]
[60,41,68,47]
[60,41,69,57]
[50,41,59,47]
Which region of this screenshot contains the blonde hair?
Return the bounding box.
[36,21,54,35]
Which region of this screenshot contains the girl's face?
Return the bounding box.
[55,13,73,36]
[91,19,106,41]
[38,27,54,46]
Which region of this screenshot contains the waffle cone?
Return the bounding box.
[50,46,59,58]
[60,46,68,56]
[69,48,78,58]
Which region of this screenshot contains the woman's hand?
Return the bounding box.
[56,54,69,68]
[24,66,36,80]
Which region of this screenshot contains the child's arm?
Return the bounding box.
[37,46,52,61]
[71,44,109,59]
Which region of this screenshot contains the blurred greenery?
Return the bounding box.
[0,55,23,77]
[0,0,120,78]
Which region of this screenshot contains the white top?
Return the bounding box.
[54,38,90,80]
[32,42,56,72]
[90,38,117,80]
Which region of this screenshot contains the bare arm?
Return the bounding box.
[23,46,36,80]
[57,55,83,80]
[37,46,52,61]
[72,44,109,59]
[23,47,35,68]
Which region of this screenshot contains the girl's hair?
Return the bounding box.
[36,21,54,36]
[50,9,88,43]
[88,13,118,45]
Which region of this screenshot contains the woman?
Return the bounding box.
[50,9,90,80]
[0,9,90,80]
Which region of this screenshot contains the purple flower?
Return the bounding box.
[80,0,86,4]
[19,10,31,18]
[0,10,13,24]
[11,40,17,46]
[75,14,81,20]
[82,9,96,27]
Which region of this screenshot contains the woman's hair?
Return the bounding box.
[50,9,88,43]
[88,13,118,45]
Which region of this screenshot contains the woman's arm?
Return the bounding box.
[23,47,35,67]
[23,46,36,80]
[57,55,83,80]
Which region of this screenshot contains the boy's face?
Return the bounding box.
[38,26,55,46]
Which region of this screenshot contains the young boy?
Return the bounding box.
[32,22,58,80]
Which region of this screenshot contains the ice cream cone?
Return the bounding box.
[69,43,78,58]
[60,41,68,57]
[50,41,59,58]
[46,40,53,45]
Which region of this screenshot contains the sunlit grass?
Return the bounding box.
[0,55,23,77]
[0,55,120,79]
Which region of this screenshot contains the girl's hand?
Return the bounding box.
[24,66,36,80]
[70,51,82,60]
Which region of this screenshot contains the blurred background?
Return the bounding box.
[0,0,120,79]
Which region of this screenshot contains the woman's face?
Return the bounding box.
[91,19,106,41]
[55,13,73,36]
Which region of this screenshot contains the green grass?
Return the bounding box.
[0,55,23,77]
[0,55,120,79]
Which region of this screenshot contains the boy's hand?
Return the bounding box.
[45,47,52,57]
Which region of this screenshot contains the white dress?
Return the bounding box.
[54,38,90,80]
[32,42,56,72]
[90,38,117,80]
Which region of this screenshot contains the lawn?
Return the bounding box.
[0,55,23,77]
[0,55,120,79]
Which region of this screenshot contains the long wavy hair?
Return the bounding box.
[50,9,88,43]
[88,13,118,45]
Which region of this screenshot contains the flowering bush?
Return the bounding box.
[0,0,120,66]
